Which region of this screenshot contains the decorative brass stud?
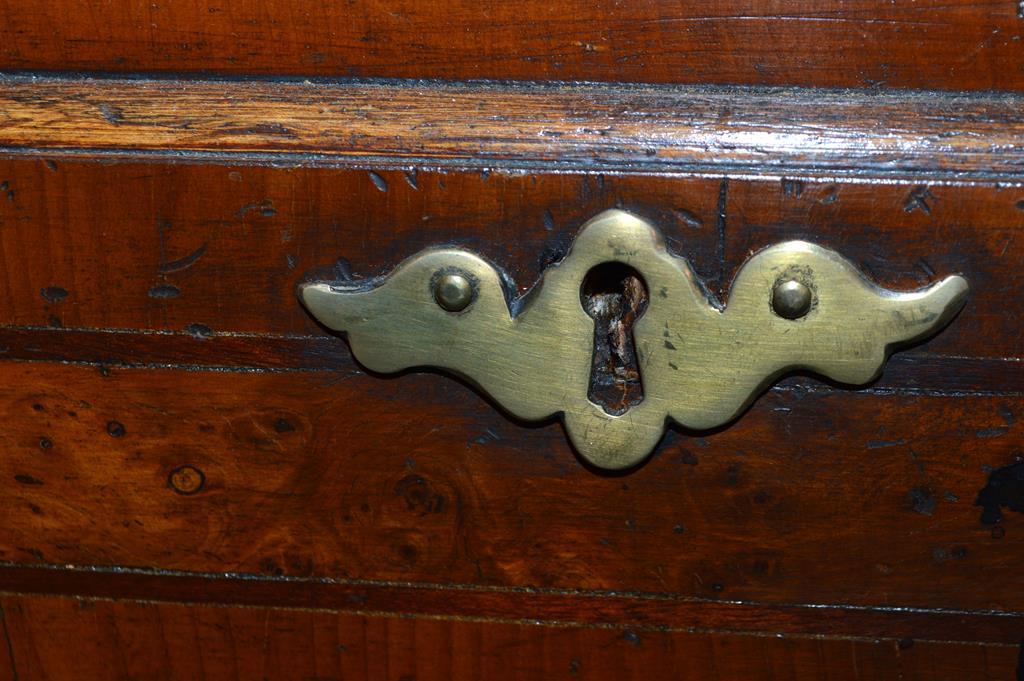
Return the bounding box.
[772,279,813,319]
[433,271,474,312]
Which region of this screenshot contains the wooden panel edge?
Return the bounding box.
[3,75,1024,181]
[0,563,1022,645]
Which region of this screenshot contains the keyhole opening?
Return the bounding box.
[581,262,650,416]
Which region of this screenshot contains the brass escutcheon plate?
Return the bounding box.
[300,209,968,470]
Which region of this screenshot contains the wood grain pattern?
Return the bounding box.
[3,563,1024,645]
[0,361,1020,616]
[0,152,1019,668]
[0,1,1023,91]
[4,75,1024,180]
[0,160,1018,360]
[1,61,1022,674]
[2,593,1018,681]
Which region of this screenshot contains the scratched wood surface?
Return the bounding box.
[0,158,1021,674]
[3,594,1019,681]
[1,41,1023,679]
[3,76,1024,180]
[5,562,1024,646]
[1,1,1023,91]
[0,160,1019,359]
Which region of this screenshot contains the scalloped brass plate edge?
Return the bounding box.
[300,209,969,470]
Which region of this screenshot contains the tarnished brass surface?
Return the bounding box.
[301,209,969,470]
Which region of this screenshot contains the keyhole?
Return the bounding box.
[581,262,650,416]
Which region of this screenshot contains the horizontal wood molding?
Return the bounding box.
[1,564,1023,646]
[0,1,1021,92]
[3,75,1024,180]
[3,593,1018,680]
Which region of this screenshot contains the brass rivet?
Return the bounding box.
[169,465,205,495]
[772,280,812,319]
[433,272,474,312]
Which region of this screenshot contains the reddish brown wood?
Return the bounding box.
[0,606,11,681]
[3,593,1016,681]
[1,31,1022,672]
[0,161,1017,360]
[0,361,1020,617]
[3,76,1024,180]
[2,564,1024,645]
[0,2,1022,91]
[898,640,1021,680]
[0,152,1018,658]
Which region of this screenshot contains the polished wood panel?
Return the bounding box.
[0,160,1017,360]
[0,2,1022,91]
[4,0,1023,674]
[3,76,1024,180]
[0,361,1020,615]
[3,593,1017,681]
[0,147,1019,671]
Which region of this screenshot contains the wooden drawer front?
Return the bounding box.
[0,75,1022,676]
[1,161,1022,610]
